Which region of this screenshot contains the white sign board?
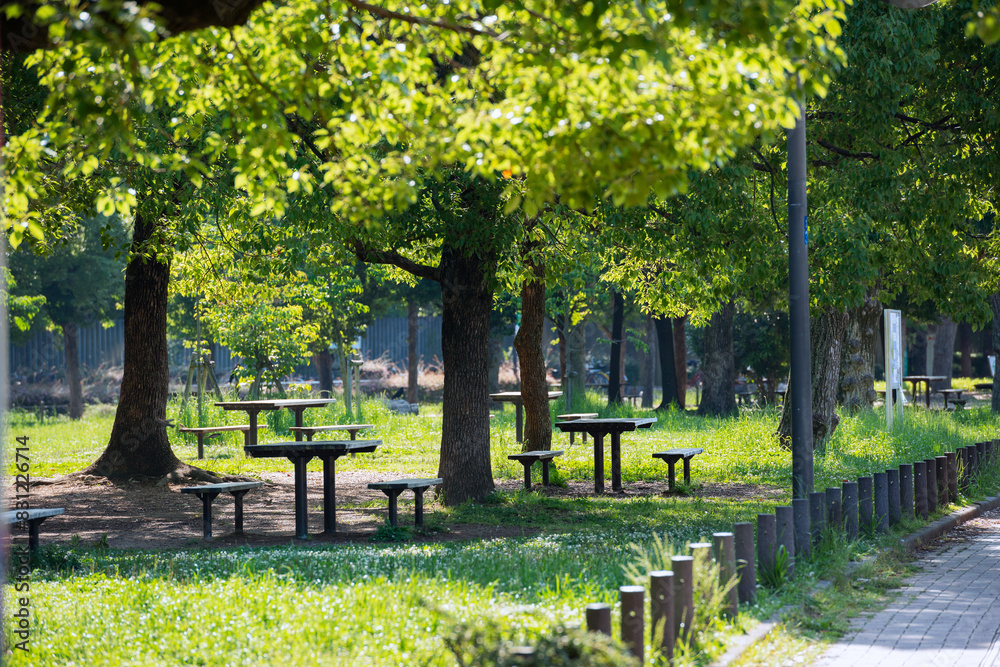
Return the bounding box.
[885,309,904,429]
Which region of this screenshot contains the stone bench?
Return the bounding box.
[556,413,598,445]
[177,425,258,459]
[652,448,705,491]
[3,508,65,552]
[288,424,373,441]
[180,481,264,538]
[508,450,564,490]
[367,478,442,528]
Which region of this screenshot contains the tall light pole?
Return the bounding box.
[788,0,938,498]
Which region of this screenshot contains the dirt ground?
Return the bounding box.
[17,472,787,550]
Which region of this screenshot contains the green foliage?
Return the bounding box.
[758,544,791,589]
[445,620,637,667]
[369,523,411,543]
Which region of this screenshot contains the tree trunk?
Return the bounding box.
[558,327,567,387]
[778,307,849,448]
[608,290,624,404]
[931,316,957,391]
[85,213,183,479]
[838,292,881,413]
[61,321,84,420]
[513,258,552,452]
[313,349,334,398]
[698,300,737,418]
[641,316,655,408]
[654,316,679,410]
[958,322,972,378]
[437,244,495,504]
[673,316,688,408]
[407,300,419,403]
[569,322,586,402]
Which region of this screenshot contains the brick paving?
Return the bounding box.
[814,508,1000,667]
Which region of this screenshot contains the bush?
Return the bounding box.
[445,620,637,667]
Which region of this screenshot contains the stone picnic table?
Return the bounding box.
[554,417,656,494]
[902,376,947,409]
[244,439,379,539]
[215,398,337,445]
[489,391,563,443]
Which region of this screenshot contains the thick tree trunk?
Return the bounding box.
[698,301,737,418]
[312,349,334,398]
[992,294,1000,413]
[641,316,655,408]
[958,323,972,378]
[437,245,495,504]
[654,316,679,410]
[62,322,84,420]
[608,290,624,404]
[513,259,552,452]
[838,293,881,413]
[407,300,419,403]
[779,307,849,448]
[673,316,688,408]
[931,316,957,391]
[85,214,183,479]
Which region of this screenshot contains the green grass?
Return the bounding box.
[6,398,1000,665]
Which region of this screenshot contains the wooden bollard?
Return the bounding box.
[689,541,712,564]
[842,481,859,540]
[959,447,970,492]
[775,507,795,580]
[977,442,987,471]
[620,585,645,662]
[936,456,948,507]
[969,445,979,482]
[650,570,674,660]
[671,555,694,644]
[757,514,777,584]
[586,603,612,635]
[733,522,756,605]
[873,472,889,533]
[925,458,937,514]
[793,498,811,560]
[914,461,928,519]
[826,487,841,529]
[899,464,914,520]
[887,469,901,526]
[713,532,739,617]
[946,452,958,500]
[809,492,826,546]
[858,476,874,532]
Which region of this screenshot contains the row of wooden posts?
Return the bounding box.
[572,440,999,664]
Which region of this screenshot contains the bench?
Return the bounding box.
[180,481,264,538]
[556,413,598,445]
[3,508,65,552]
[622,385,643,406]
[508,450,564,490]
[936,388,966,410]
[177,425,258,459]
[367,478,442,528]
[652,448,705,491]
[288,424,373,441]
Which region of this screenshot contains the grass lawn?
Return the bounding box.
[5,394,1000,665]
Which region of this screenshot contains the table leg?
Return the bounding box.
[291,454,311,539]
[515,403,524,443]
[199,492,220,539]
[925,383,931,409]
[522,461,532,490]
[247,409,261,447]
[611,432,622,492]
[414,489,426,528]
[232,490,248,534]
[593,433,605,494]
[668,459,676,491]
[683,457,692,485]
[542,459,551,486]
[322,455,338,534]
[197,433,205,460]
[291,408,306,441]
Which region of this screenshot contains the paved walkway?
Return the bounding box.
[814,509,1000,667]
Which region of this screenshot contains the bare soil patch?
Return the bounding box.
[20,473,784,550]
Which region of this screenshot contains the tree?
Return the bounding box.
[8,215,126,418]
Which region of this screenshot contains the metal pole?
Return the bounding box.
[788,92,814,499]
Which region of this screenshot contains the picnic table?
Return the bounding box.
[489,391,563,443]
[903,376,947,408]
[244,439,379,539]
[215,398,337,445]
[554,417,656,494]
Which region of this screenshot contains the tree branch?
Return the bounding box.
[351,240,442,282]
[816,138,879,161]
[344,0,499,38]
